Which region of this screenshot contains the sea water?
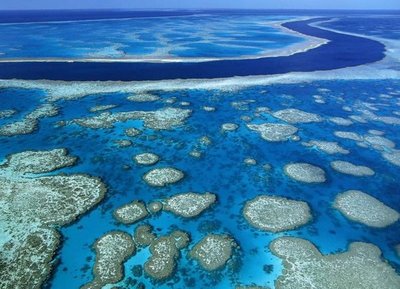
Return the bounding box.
[0,13,303,60]
[0,10,399,289]
[0,79,399,289]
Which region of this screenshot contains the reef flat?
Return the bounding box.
[272,108,323,124]
[134,153,160,166]
[163,192,216,218]
[83,231,135,289]
[333,190,400,228]
[302,140,349,155]
[143,167,185,187]
[114,139,132,148]
[144,230,190,280]
[284,163,326,183]
[1,148,77,174]
[189,234,237,271]
[222,123,239,132]
[203,106,216,112]
[333,129,400,167]
[331,160,375,176]
[0,104,58,136]
[127,93,160,102]
[125,127,142,137]
[243,195,312,232]
[329,117,353,126]
[89,104,117,112]
[0,148,106,289]
[134,224,157,247]
[270,237,400,289]
[147,201,163,214]
[0,109,17,119]
[364,135,395,150]
[383,150,400,167]
[113,201,148,224]
[113,191,215,229]
[72,107,191,130]
[247,123,298,142]
[334,131,363,142]
[244,158,257,165]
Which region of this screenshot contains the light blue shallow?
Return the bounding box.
[0,15,303,60]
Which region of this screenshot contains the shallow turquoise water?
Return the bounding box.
[0,15,303,60]
[1,79,399,288]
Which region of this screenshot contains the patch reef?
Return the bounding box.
[247,123,298,142]
[284,163,326,183]
[144,230,190,280]
[243,195,312,232]
[330,161,375,176]
[333,190,399,228]
[73,107,191,130]
[163,192,216,218]
[189,234,237,271]
[303,140,349,155]
[0,148,106,289]
[143,167,184,187]
[113,201,149,224]
[272,108,323,124]
[0,104,58,136]
[83,231,135,289]
[270,237,400,289]
[134,153,160,165]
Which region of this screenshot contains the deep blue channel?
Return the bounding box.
[0,18,385,81]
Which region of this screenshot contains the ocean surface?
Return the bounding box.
[0,9,399,289]
[0,15,387,80]
[0,13,302,60]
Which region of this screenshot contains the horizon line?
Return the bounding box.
[1,8,400,12]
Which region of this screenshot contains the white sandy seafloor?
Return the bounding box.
[0,19,400,289]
